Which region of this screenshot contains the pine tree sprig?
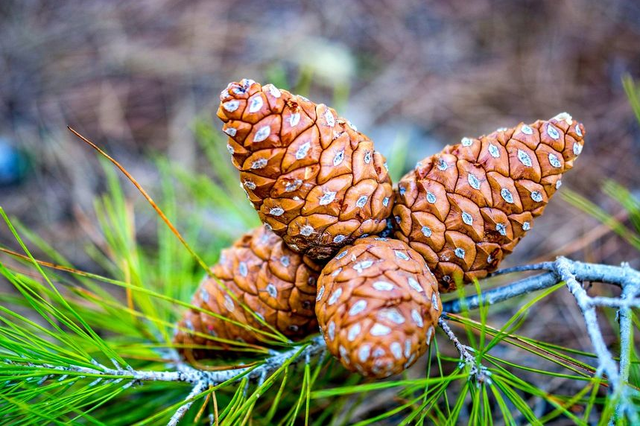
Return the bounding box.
[2,89,640,422]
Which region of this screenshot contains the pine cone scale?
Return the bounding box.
[174,226,322,359]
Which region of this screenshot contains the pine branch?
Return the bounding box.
[168,381,206,426]
[442,257,640,313]
[6,336,326,388]
[438,317,490,383]
[6,257,639,424]
[556,258,640,424]
[617,276,639,423]
[556,259,621,386]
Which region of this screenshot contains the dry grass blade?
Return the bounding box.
[67,127,288,343]
[67,126,213,277]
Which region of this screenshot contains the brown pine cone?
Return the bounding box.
[393,113,586,292]
[216,79,394,260]
[174,225,322,360]
[315,237,442,378]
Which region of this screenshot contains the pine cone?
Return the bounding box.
[216,79,394,260]
[174,225,322,359]
[315,237,442,378]
[393,113,586,292]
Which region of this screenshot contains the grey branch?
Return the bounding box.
[617,277,640,424]
[168,381,206,426]
[554,258,640,424]
[442,257,640,313]
[26,335,327,387]
[13,257,640,424]
[555,258,620,384]
[438,316,490,383]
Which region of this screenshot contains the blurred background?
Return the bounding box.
[1,1,640,422]
[2,0,640,269]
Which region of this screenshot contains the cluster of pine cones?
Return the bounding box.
[174,79,586,378]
